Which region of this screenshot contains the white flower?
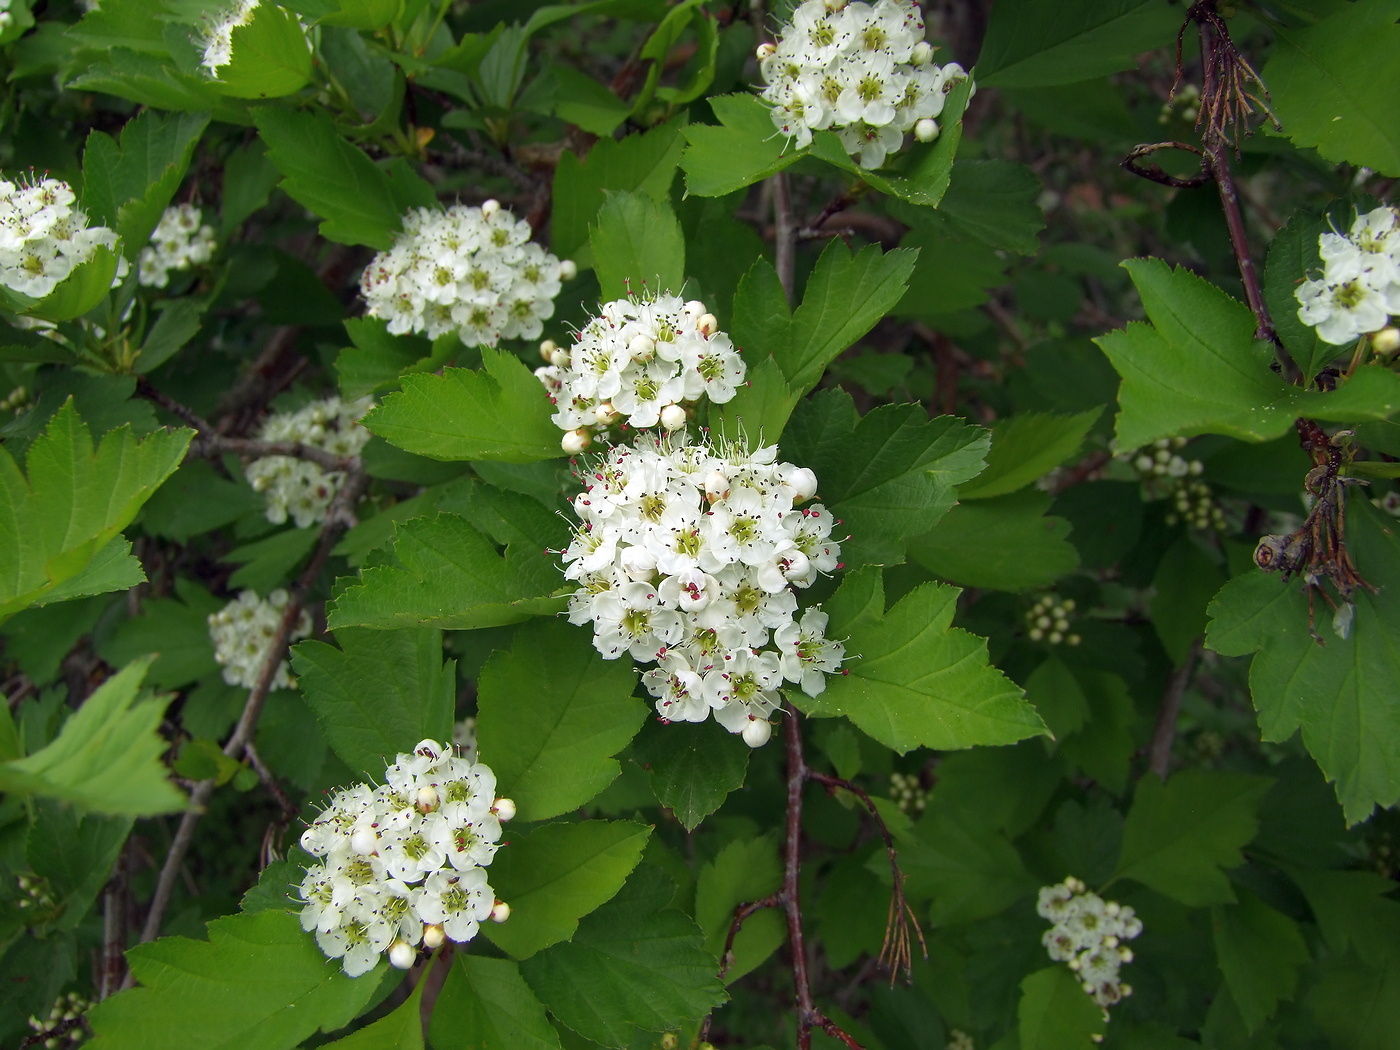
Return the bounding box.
[198,0,261,75]
[207,589,312,690]
[0,175,122,300]
[244,396,373,528]
[1036,877,1141,1010]
[1297,204,1400,345]
[139,204,217,288]
[361,201,568,347]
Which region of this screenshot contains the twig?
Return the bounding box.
[133,467,368,954]
[1147,636,1204,779]
[719,896,781,981]
[773,171,797,306]
[97,841,130,1000]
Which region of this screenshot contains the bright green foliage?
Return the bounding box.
[1017,966,1106,1050]
[0,658,183,815]
[0,401,189,623]
[86,910,385,1050]
[335,319,454,399]
[812,570,1047,752]
[484,820,651,960]
[319,977,423,1049]
[1207,499,1400,824]
[632,717,751,831]
[253,108,432,249]
[291,626,455,781]
[429,956,562,1050]
[362,351,562,463]
[694,836,784,983]
[216,5,314,100]
[1264,0,1400,176]
[680,94,797,198]
[26,802,133,931]
[475,619,647,822]
[518,866,726,1046]
[978,0,1181,88]
[901,810,1036,924]
[916,159,1045,257]
[781,390,989,567]
[328,513,564,631]
[1097,259,1400,447]
[1211,889,1309,1034]
[1112,769,1272,906]
[907,490,1078,591]
[959,411,1100,500]
[24,247,122,323]
[80,110,209,259]
[590,190,685,299]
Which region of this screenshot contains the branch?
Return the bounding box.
[1147,635,1204,779]
[773,171,797,306]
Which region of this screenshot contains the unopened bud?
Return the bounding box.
[741,718,773,748]
[539,339,559,362]
[388,940,416,969]
[787,466,818,501]
[1373,327,1400,355]
[912,41,933,65]
[493,797,517,821]
[755,42,776,60]
[593,401,621,426]
[490,900,511,923]
[559,259,578,281]
[480,198,501,219]
[416,785,440,813]
[562,428,592,454]
[629,334,656,361]
[915,118,939,143]
[350,828,378,855]
[660,403,688,431]
[684,299,707,318]
[422,923,446,949]
[704,470,730,502]
[697,313,719,337]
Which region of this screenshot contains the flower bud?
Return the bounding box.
[911,41,934,65]
[629,334,656,361]
[559,259,578,281]
[697,313,719,338]
[593,401,621,426]
[755,42,776,60]
[786,466,818,501]
[741,718,773,748]
[422,923,446,950]
[684,299,707,318]
[490,900,512,923]
[388,940,416,969]
[915,118,939,143]
[416,785,440,813]
[562,428,592,454]
[480,198,501,219]
[539,338,558,362]
[350,828,378,855]
[660,403,688,431]
[493,797,517,821]
[1374,326,1400,355]
[704,470,731,502]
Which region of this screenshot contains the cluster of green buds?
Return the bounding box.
[27,990,90,1048]
[1165,479,1227,532]
[1026,594,1080,647]
[16,872,55,915]
[1122,437,1226,531]
[889,771,928,816]
[1158,82,1200,125]
[1,383,29,414]
[1122,436,1203,488]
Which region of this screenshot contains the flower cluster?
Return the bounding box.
[1122,436,1203,486]
[1026,594,1079,647]
[1121,437,1225,532]
[296,740,513,976]
[756,0,968,169]
[889,771,927,815]
[198,0,260,74]
[561,435,845,746]
[138,204,216,288]
[16,872,55,915]
[245,396,372,528]
[1296,205,1400,345]
[207,589,311,691]
[360,200,573,348]
[1037,877,1141,1011]
[1165,479,1227,532]
[535,294,745,450]
[0,175,121,300]
[26,991,90,1049]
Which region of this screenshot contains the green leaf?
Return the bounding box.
[0,400,191,624]
[291,627,455,782]
[1096,259,1400,448]
[226,528,319,593]
[781,390,989,567]
[66,0,166,53]
[518,866,725,1045]
[68,49,234,116]
[708,355,800,447]
[25,246,120,323]
[631,717,750,831]
[484,819,651,960]
[86,910,384,1050]
[476,619,647,822]
[362,350,562,463]
[1149,536,1224,663]
[907,490,1079,591]
[1211,889,1309,1034]
[812,572,1047,752]
[327,512,566,632]
[680,93,797,198]
[1111,769,1272,906]
[1264,0,1400,176]
[1057,669,1136,795]
[320,975,423,1049]
[81,110,210,260]
[253,108,430,249]
[978,0,1182,89]
[27,801,132,930]
[900,810,1035,924]
[1264,209,1334,382]
[0,658,184,816]
[959,411,1101,500]
[589,190,685,300]
[552,117,687,262]
[138,297,207,373]
[335,318,450,399]
[213,3,312,98]
[139,459,261,543]
[1024,655,1089,740]
[97,579,221,690]
[323,0,402,29]
[1205,497,1400,823]
[32,536,146,606]
[694,836,783,983]
[1017,966,1106,1050]
[429,955,562,1050]
[909,159,1045,256]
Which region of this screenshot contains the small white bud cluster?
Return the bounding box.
[757,0,969,169]
[535,293,745,451]
[297,739,513,976]
[0,175,122,300]
[244,396,373,528]
[360,201,573,348]
[198,0,260,74]
[889,771,926,815]
[1157,83,1200,126]
[1122,436,1204,485]
[16,872,55,914]
[561,434,844,746]
[138,204,216,288]
[1296,205,1400,346]
[26,990,90,1049]
[1165,479,1227,532]
[1,384,29,414]
[945,1032,975,1050]
[1374,490,1400,517]
[1026,594,1079,647]
[1037,877,1141,1011]
[207,589,312,691]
